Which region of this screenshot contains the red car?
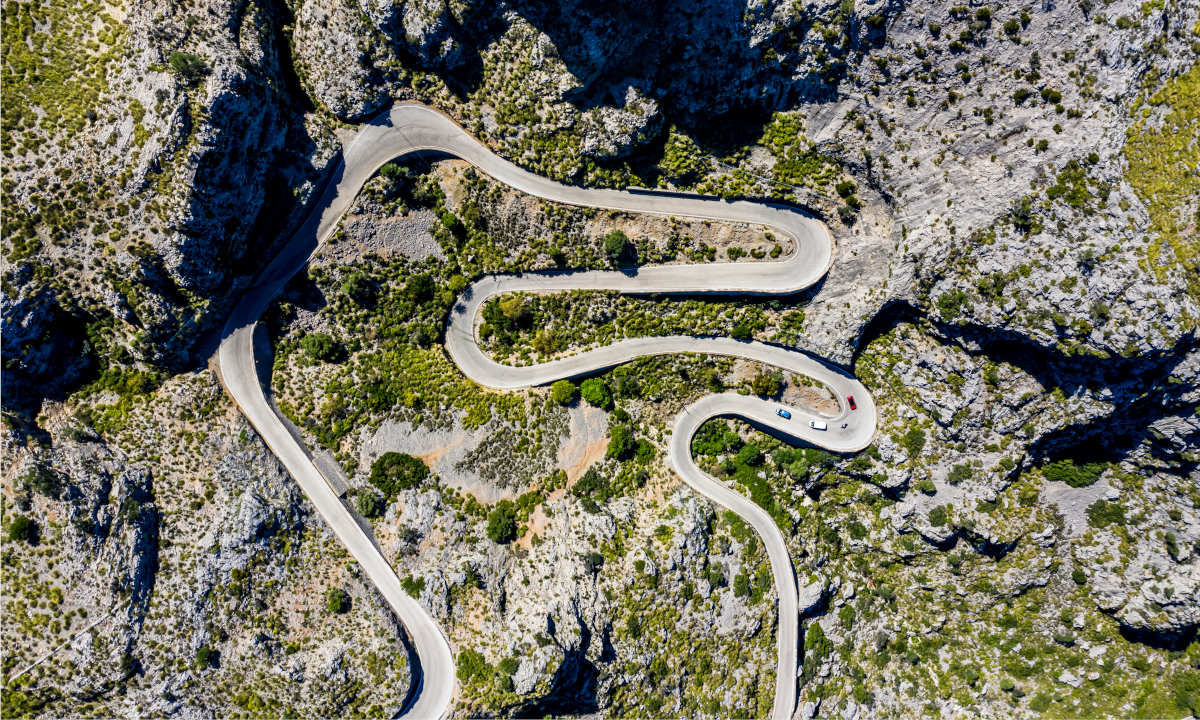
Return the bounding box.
[847,395,857,410]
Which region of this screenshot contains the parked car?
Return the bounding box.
[776,408,791,419]
[847,395,857,410]
[809,420,828,431]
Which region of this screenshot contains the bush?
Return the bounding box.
[195,646,217,669]
[750,371,782,398]
[580,378,613,409]
[7,515,38,544]
[457,649,490,683]
[735,444,763,466]
[606,424,636,460]
[1013,87,1033,104]
[1042,459,1107,487]
[21,466,61,499]
[1086,499,1125,528]
[928,506,949,527]
[603,230,632,266]
[341,271,376,306]
[406,273,435,302]
[301,333,344,363]
[326,588,351,614]
[369,452,429,498]
[835,180,857,198]
[947,463,972,484]
[356,490,386,519]
[900,427,926,458]
[401,575,426,598]
[1071,568,1087,585]
[168,51,208,83]
[550,379,577,406]
[917,478,936,495]
[486,500,518,544]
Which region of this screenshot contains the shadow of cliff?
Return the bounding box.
[430,0,896,155]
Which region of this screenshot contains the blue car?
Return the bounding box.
[776,408,791,419]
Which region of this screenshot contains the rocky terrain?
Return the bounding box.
[3,0,1199,718]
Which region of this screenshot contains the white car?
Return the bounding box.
[809,420,828,431]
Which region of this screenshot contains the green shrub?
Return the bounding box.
[486,500,518,544]
[735,444,763,466]
[456,649,490,684]
[7,515,38,544]
[947,463,972,484]
[341,271,376,306]
[900,427,927,458]
[550,379,577,406]
[1086,499,1125,528]
[1071,568,1087,585]
[604,230,632,266]
[301,333,344,363]
[750,371,782,397]
[606,424,636,460]
[168,51,208,83]
[326,588,351,614]
[21,465,61,499]
[356,490,386,519]
[194,645,217,669]
[928,505,949,527]
[935,289,969,321]
[1042,459,1107,487]
[580,378,613,409]
[917,478,936,495]
[369,452,429,498]
[401,575,426,598]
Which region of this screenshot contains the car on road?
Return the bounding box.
[776,408,791,419]
[809,420,828,431]
[847,395,857,410]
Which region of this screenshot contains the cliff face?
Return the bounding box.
[2,0,335,420]
[3,0,1199,717]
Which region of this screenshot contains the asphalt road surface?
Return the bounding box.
[218,103,876,720]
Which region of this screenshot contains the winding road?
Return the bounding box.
[217,103,876,720]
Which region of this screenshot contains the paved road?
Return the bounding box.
[218,103,876,720]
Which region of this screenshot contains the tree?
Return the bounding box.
[7,515,37,544]
[326,588,351,614]
[603,230,632,266]
[369,452,429,498]
[735,444,763,466]
[301,333,344,363]
[549,379,577,406]
[341,271,376,306]
[21,466,60,499]
[356,490,386,519]
[406,273,435,302]
[195,646,217,669]
[900,427,926,458]
[606,424,636,460]
[486,500,518,544]
[498,295,529,323]
[580,378,613,409]
[168,51,208,83]
[751,371,782,398]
